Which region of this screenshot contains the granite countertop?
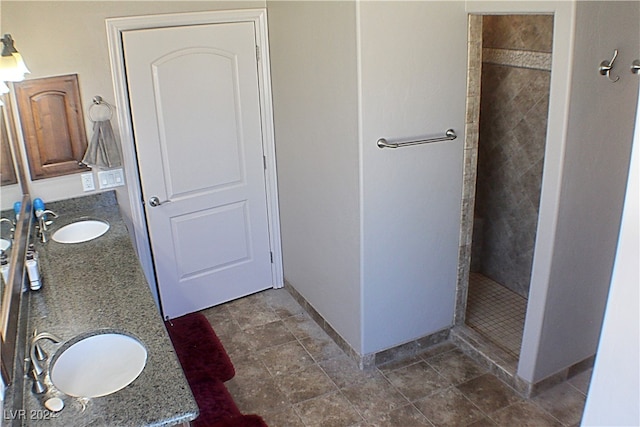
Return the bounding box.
[20,192,198,426]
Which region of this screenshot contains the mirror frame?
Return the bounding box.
[1,91,31,385]
[0,196,30,384]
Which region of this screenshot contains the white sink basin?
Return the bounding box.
[52,220,109,244]
[0,238,10,251]
[50,332,147,398]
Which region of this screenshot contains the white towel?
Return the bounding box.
[82,120,122,169]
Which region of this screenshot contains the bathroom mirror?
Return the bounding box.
[0,99,26,195]
[0,92,32,385]
[1,105,18,186]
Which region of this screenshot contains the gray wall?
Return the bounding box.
[267,1,362,351]
[523,1,639,382]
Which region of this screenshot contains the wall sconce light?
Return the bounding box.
[0,34,30,82]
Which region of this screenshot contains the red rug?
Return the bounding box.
[165,311,235,382]
[165,313,268,427]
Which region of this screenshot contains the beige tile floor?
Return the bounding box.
[201,289,589,427]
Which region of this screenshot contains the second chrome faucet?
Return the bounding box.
[30,331,62,376]
[35,210,58,243]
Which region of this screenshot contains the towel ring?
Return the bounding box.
[88,96,113,122]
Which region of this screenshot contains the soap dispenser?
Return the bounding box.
[26,251,42,291]
[13,201,21,221]
[0,250,9,287]
[33,198,45,219]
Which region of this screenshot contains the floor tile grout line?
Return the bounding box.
[534,398,573,427]
[408,401,437,427]
[313,363,370,424]
[291,388,365,426]
[205,289,588,426]
[376,366,421,405]
[338,388,369,426]
[566,379,587,397]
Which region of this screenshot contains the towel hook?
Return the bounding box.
[88,95,113,122]
[599,49,620,83]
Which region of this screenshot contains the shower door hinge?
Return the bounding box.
[256,45,260,62]
[270,251,273,263]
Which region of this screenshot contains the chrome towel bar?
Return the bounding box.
[377,129,457,149]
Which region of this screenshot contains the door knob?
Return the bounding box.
[148,197,162,207]
[632,60,640,75]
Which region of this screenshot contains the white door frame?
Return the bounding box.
[106,9,283,307]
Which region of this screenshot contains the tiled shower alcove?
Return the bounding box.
[454,14,553,391]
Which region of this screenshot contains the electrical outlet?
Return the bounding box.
[81,173,95,192]
[97,168,125,189]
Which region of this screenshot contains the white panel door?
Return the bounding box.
[123,22,272,318]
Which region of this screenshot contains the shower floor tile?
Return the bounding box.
[466,272,527,358]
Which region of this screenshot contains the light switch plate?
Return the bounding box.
[81,173,95,192]
[97,168,125,189]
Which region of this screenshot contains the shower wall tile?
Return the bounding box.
[468,14,482,42]
[457,14,484,324]
[483,48,551,71]
[468,42,483,72]
[464,14,553,298]
[482,15,553,53]
[465,95,480,124]
[460,197,475,247]
[464,123,479,150]
[475,63,550,298]
[467,67,481,96]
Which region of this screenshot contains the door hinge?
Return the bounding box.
[263,155,267,170]
[256,45,260,61]
[270,251,273,263]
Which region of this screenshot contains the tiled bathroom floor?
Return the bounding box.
[465,272,527,358]
[201,288,589,426]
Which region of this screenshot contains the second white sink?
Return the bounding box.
[52,220,109,244]
[50,332,147,398]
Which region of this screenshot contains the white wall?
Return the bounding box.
[267,1,362,350]
[528,1,639,382]
[269,1,467,355]
[581,84,640,427]
[358,1,466,353]
[1,0,264,212]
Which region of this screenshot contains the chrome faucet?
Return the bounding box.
[0,217,15,240]
[30,331,62,376]
[36,210,59,243]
